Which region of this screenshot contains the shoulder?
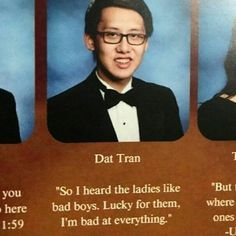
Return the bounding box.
[198,96,228,114]
[47,72,101,118]
[199,96,236,123]
[0,89,15,104]
[133,77,177,101]
[134,77,172,91]
[197,96,235,139]
[0,88,14,97]
[48,75,95,106]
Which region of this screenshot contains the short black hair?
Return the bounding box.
[85,0,153,40]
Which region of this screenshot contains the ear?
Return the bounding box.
[84,33,95,51]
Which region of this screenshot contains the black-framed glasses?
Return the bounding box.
[97,31,147,45]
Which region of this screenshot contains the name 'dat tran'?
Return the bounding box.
[94,153,141,164]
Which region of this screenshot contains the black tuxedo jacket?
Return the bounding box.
[48,71,183,142]
[0,89,21,143]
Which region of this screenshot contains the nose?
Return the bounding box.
[116,36,131,53]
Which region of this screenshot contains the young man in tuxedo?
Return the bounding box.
[0,88,21,143]
[48,0,183,142]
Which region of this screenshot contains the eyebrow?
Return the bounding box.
[101,27,119,31]
[101,27,145,33]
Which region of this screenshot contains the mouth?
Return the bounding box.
[114,57,133,68]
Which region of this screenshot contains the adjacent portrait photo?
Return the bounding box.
[47,0,190,143]
[0,0,34,143]
[198,0,236,140]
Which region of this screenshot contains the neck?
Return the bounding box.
[97,69,131,93]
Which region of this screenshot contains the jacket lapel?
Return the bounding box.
[85,72,118,141]
[133,79,165,141]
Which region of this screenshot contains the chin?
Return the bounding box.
[111,69,135,80]
[111,74,132,81]
[99,64,135,81]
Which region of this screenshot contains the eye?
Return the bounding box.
[129,34,145,39]
[105,32,119,38]
[129,34,139,39]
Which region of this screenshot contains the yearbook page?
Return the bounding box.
[0,0,236,235]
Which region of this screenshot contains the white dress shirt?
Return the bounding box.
[96,72,140,142]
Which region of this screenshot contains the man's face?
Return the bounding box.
[85,7,148,84]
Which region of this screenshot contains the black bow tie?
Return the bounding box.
[94,76,137,109]
[104,88,137,109]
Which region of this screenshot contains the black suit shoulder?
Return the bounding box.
[133,77,177,101]
[132,78,181,122]
[0,88,15,101]
[48,75,107,142]
[0,89,21,143]
[133,78,183,141]
[48,77,100,124]
[198,96,236,140]
[48,78,94,106]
